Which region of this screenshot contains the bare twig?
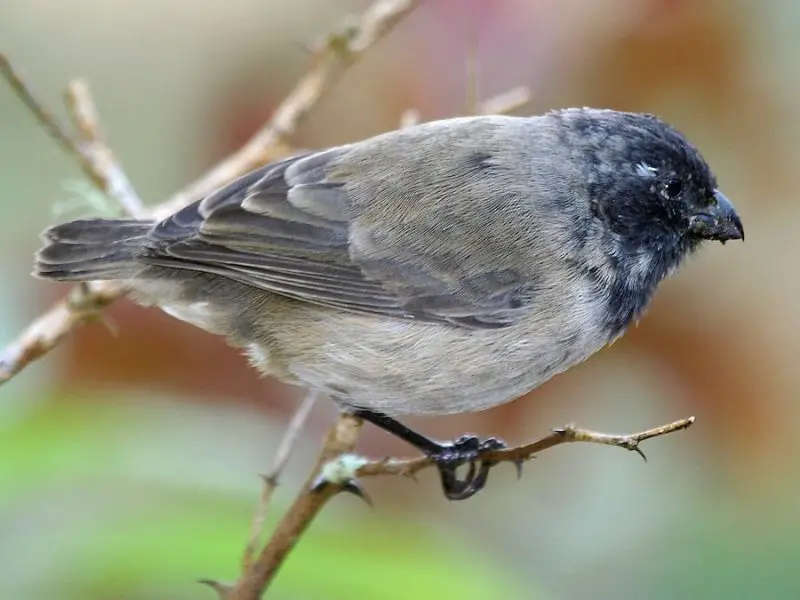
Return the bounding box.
[0,281,124,382]
[463,9,480,115]
[0,54,143,218]
[242,392,318,570]
[155,0,418,220]
[203,414,694,598]
[399,108,422,128]
[478,86,533,116]
[214,413,364,600]
[399,84,533,130]
[0,62,144,381]
[64,80,144,217]
[0,53,76,155]
[0,0,419,386]
[355,416,696,478]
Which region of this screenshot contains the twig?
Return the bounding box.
[0,62,144,381]
[399,108,421,128]
[203,413,364,600]
[355,416,696,478]
[0,0,419,386]
[0,280,124,382]
[242,392,318,570]
[478,86,533,116]
[64,80,144,217]
[463,9,480,115]
[0,54,143,218]
[0,53,76,155]
[202,414,694,598]
[154,0,418,220]
[398,84,533,130]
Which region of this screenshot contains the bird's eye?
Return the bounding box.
[663,179,683,198]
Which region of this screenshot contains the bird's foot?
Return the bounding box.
[349,409,523,501]
[428,435,522,501]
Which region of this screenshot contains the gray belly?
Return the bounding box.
[256,304,609,416]
[132,270,611,417]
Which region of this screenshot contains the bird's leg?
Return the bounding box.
[351,409,520,500]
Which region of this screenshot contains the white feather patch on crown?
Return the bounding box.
[636,162,658,178]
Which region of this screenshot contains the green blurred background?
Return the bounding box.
[1,1,799,598]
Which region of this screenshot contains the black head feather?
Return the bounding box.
[550,108,724,338]
[552,108,718,254]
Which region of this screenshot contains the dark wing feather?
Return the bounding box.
[142,138,533,329]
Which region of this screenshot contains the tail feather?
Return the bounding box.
[33,218,155,281]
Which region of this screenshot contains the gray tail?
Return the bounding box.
[34,218,155,281]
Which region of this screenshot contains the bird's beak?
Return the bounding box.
[689,189,744,243]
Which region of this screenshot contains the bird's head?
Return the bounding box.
[554,108,744,267]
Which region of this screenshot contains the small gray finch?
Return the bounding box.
[34,108,744,500]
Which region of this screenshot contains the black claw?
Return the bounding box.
[427,435,510,501]
[513,459,524,480]
[632,445,648,462]
[350,410,516,502]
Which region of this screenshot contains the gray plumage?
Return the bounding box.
[34,108,743,418]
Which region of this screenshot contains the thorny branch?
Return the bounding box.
[354,416,696,478]
[202,413,695,600]
[208,414,366,600]
[242,391,318,571]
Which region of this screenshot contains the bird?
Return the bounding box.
[33,107,744,500]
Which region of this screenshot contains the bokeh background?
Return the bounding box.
[1,1,799,598]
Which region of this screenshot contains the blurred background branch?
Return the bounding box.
[219,413,365,599]
[0,55,143,217]
[242,391,318,571]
